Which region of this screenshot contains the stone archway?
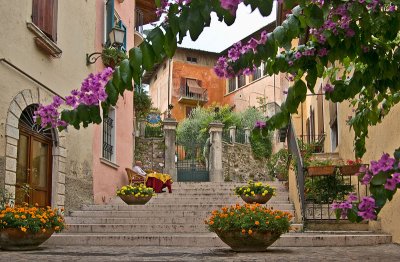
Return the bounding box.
[4,89,67,208]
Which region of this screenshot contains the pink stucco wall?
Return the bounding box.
[92,0,135,204]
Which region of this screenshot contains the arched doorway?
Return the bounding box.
[15,104,54,207]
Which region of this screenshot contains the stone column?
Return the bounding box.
[244,128,251,144]
[163,118,178,181]
[229,126,236,143]
[209,122,224,182]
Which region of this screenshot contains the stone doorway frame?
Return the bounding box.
[4,89,67,208]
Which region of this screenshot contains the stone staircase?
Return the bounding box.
[45,182,391,247]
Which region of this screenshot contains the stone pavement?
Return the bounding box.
[0,244,399,262]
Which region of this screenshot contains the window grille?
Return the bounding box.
[102,109,115,161]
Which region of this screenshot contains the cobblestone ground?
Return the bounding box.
[0,244,399,262]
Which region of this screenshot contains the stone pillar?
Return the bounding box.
[163,118,178,181]
[229,126,236,143]
[244,128,251,144]
[138,118,146,137]
[209,122,224,182]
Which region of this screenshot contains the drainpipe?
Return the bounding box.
[103,0,108,45]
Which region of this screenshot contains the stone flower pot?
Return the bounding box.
[240,194,273,204]
[0,228,54,251]
[119,195,152,205]
[215,230,281,252]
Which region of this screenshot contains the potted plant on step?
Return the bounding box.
[205,203,292,251]
[234,180,276,204]
[0,203,65,250]
[116,184,155,205]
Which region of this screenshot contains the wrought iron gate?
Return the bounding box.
[176,138,209,182]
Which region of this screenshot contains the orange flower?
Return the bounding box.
[248,229,253,235]
[14,215,20,219]
[20,227,27,232]
[54,226,60,231]
[42,229,46,233]
[209,221,214,225]
[241,229,246,234]
[265,221,269,224]
[255,221,260,226]
[21,215,26,219]
[275,216,281,219]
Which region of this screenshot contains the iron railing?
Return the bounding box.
[304,166,368,220]
[222,129,231,143]
[179,86,208,102]
[236,128,246,144]
[144,125,163,138]
[287,120,306,221]
[299,134,325,153]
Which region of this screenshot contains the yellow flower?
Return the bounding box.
[54,226,60,231]
[15,214,20,219]
[42,229,46,233]
[20,227,27,232]
[248,229,253,235]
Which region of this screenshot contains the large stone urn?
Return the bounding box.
[0,228,54,251]
[240,194,273,204]
[119,195,152,205]
[215,230,281,252]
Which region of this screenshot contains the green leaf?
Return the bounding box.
[370,172,390,186]
[394,148,400,161]
[258,0,273,17]
[119,59,132,90]
[140,42,155,71]
[188,9,204,41]
[112,68,122,92]
[306,66,317,93]
[105,81,118,106]
[129,47,142,82]
[148,27,165,59]
[89,106,102,124]
[304,5,324,28]
[77,104,90,123]
[163,27,177,58]
[273,26,286,45]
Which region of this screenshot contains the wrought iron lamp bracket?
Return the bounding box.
[86,52,102,66]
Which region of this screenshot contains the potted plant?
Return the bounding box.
[306,159,336,176]
[0,203,65,250]
[205,203,292,251]
[267,149,290,181]
[116,184,155,205]
[101,47,128,68]
[234,180,276,204]
[339,159,364,176]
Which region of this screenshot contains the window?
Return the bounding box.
[228,78,237,93]
[329,101,338,151]
[186,57,198,63]
[32,0,58,42]
[102,108,116,162]
[238,75,246,88]
[252,66,262,81]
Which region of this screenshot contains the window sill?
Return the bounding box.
[224,74,269,97]
[100,157,119,169]
[26,22,62,58]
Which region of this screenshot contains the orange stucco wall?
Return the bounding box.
[91,0,135,204]
[171,61,226,121]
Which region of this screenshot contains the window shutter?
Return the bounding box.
[118,20,127,51]
[106,0,115,46]
[32,0,58,41]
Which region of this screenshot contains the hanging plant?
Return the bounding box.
[101,47,128,69]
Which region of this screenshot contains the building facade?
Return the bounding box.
[0,0,157,211]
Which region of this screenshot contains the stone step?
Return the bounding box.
[69,209,295,218]
[152,195,290,200]
[169,188,289,193]
[65,216,214,225]
[79,203,294,212]
[45,232,392,247]
[171,182,283,187]
[65,224,211,233]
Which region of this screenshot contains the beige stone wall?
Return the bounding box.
[148,60,171,116]
[222,142,271,182]
[0,0,96,210]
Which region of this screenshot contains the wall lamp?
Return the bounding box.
[86,27,125,65]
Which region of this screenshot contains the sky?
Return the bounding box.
[178,2,277,53]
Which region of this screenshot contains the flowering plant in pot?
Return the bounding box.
[205,203,292,251]
[234,180,276,204]
[116,184,155,205]
[0,203,65,250]
[339,159,364,176]
[101,47,128,69]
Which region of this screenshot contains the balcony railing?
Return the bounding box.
[135,9,144,34]
[178,86,208,104]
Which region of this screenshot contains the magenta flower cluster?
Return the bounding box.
[357,196,377,220]
[156,0,192,17]
[358,153,397,186]
[220,0,243,15]
[254,120,267,129]
[34,67,114,129]
[331,193,358,219]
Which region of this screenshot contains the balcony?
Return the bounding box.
[134,9,144,46]
[136,0,158,24]
[178,81,208,105]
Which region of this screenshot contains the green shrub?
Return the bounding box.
[250,128,272,159]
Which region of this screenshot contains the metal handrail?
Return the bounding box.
[287,118,306,221]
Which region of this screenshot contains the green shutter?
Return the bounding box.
[118,20,127,51]
[106,0,114,46]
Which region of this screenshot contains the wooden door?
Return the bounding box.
[16,129,52,207]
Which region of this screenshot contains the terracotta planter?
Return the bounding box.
[307,165,336,176]
[0,228,54,251]
[240,194,273,204]
[339,165,363,176]
[119,195,152,205]
[215,230,281,252]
